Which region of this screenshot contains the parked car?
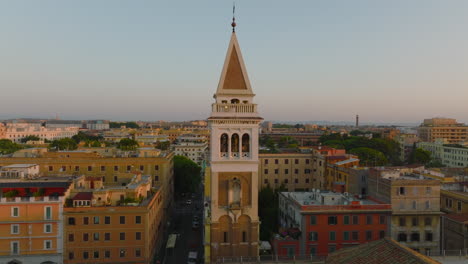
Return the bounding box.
[186,199,192,205]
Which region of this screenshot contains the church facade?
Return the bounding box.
[204,27,262,262]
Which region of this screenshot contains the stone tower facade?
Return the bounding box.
[207,30,262,261]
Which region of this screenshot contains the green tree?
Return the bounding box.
[258,184,287,241]
[117,138,139,150]
[155,141,170,150]
[72,131,103,143]
[50,138,78,151]
[0,139,23,154]
[110,122,140,129]
[20,135,40,143]
[174,155,202,194]
[409,148,431,165]
[349,147,388,166]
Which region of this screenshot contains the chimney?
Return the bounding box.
[356,115,359,128]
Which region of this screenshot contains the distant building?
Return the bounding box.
[310,147,355,191]
[325,157,360,193]
[418,139,468,167]
[258,153,313,191]
[326,237,441,264]
[440,181,468,214]
[368,167,442,254]
[45,120,82,129]
[2,123,79,143]
[0,177,72,264]
[63,174,163,264]
[394,133,419,162]
[274,191,391,257]
[417,118,468,143]
[84,120,110,130]
[0,164,40,180]
[173,134,208,165]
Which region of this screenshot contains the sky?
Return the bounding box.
[1,1,467,124]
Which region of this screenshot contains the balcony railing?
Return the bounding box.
[212,103,257,114]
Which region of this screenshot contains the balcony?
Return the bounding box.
[212,103,257,114]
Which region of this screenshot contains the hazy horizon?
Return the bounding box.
[1,1,467,123]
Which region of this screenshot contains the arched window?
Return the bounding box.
[220,134,228,153]
[231,134,239,153]
[242,134,250,154]
[231,99,240,104]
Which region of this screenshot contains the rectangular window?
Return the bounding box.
[242,231,246,242]
[275,159,279,164]
[379,215,386,225]
[101,166,106,171]
[458,201,462,212]
[44,240,52,249]
[68,233,74,242]
[119,249,126,258]
[264,159,268,165]
[344,215,350,225]
[306,159,310,164]
[136,248,141,257]
[48,166,53,171]
[61,166,66,172]
[223,232,228,243]
[69,252,74,260]
[425,232,433,242]
[329,245,336,253]
[83,233,89,242]
[328,216,338,225]
[114,165,119,171]
[105,216,111,224]
[412,217,419,226]
[11,224,19,234]
[310,247,317,256]
[426,187,431,194]
[274,169,279,174]
[120,216,126,224]
[120,232,125,240]
[295,159,299,164]
[105,233,111,241]
[305,178,310,183]
[294,169,299,174]
[44,224,52,233]
[87,166,92,172]
[399,217,406,227]
[285,159,289,164]
[44,206,52,220]
[105,250,111,258]
[379,230,385,239]
[284,179,288,184]
[74,166,79,172]
[12,207,19,217]
[155,165,159,170]
[294,178,298,184]
[83,217,89,225]
[352,215,359,225]
[366,215,373,225]
[366,231,372,240]
[155,175,159,181]
[83,251,89,259]
[11,241,19,255]
[136,216,141,224]
[136,232,142,240]
[424,217,432,226]
[264,169,268,174]
[329,231,336,241]
[93,251,99,259]
[285,169,289,174]
[343,231,350,241]
[310,215,317,225]
[264,179,268,184]
[139,165,144,171]
[93,216,100,224]
[127,165,131,171]
[309,232,318,241]
[274,179,278,184]
[399,187,405,195]
[352,231,359,240]
[68,217,75,225]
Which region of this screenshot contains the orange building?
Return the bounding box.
[0,179,71,264]
[63,173,163,264]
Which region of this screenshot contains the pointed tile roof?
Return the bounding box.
[216,32,253,96]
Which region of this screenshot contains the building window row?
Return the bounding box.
[68,215,142,225]
[69,248,142,260]
[309,215,386,226]
[48,164,160,172]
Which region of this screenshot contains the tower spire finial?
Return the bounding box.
[231,2,236,32]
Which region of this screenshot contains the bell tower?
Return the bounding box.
[206,17,262,261]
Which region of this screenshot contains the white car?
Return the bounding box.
[186,199,192,205]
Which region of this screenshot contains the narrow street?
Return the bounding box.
[164,185,204,264]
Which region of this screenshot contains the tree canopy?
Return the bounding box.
[110,122,140,129]
[72,131,103,143]
[155,141,170,150]
[409,148,431,165]
[258,184,286,241]
[174,155,202,194]
[20,135,40,143]
[117,138,139,150]
[0,139,23,154]
[49,138,78,151]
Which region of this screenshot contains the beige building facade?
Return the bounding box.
[418,118,468,143]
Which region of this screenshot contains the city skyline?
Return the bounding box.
[1,1,468,123]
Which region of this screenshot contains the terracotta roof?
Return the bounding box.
[72,192,93,201]
[444,213,468,223]
[326,238,441,264]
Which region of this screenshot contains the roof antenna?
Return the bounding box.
[231,2,236,33]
